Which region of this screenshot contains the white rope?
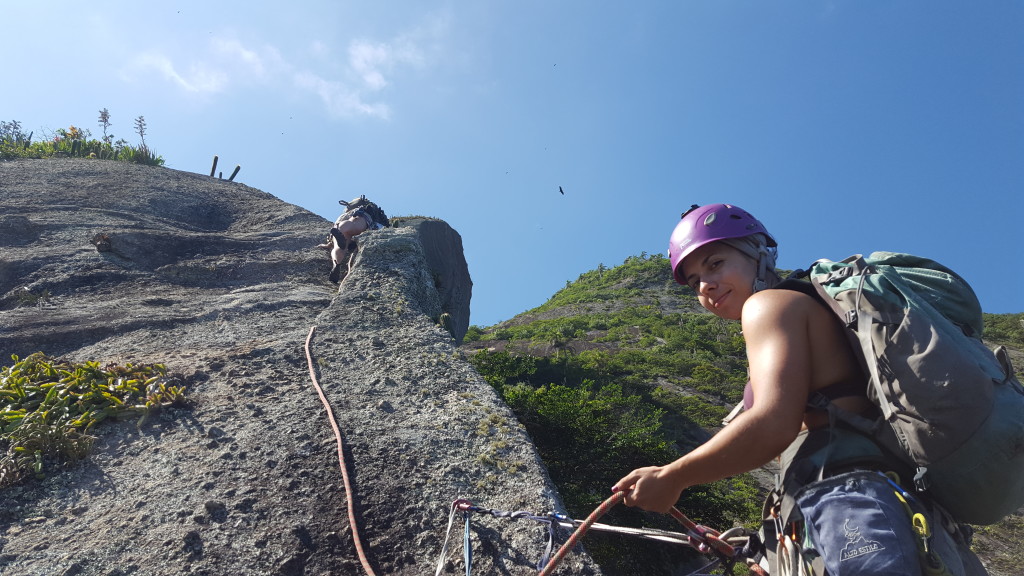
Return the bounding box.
[434,503,462,576]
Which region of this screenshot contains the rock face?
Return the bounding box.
[389,216,473,344]
[0,159,599,576]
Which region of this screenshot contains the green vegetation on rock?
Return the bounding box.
[0,353,185,487]
[1,115,164,166]
[984,312,1024,347]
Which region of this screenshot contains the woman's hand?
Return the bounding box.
[613,465,685,514]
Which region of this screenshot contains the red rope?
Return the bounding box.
[539,490,755,575]
[538,490,626,575]
[304,326,377,576]
[668,507,737,559]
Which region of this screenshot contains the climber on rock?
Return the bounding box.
[319,195,389,283]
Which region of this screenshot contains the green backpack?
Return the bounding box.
[793,252,1024,525]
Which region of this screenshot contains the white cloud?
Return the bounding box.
[294,71,391,120]
[213,38,266,77]
[123,36,286,95]
[288,33,434,119]
[349,41,391,91]
[120,11,449,121]
[309,40,331,59]
[126,52,228,93]
[348,37,427,92]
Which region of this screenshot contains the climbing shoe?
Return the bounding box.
[329,262,345,283]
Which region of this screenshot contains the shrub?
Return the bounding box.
[650,387,731,429]
[470,350,536,389]
[500,381,673,508]
[0,353,185,486]
[497,378,760,574]
[462,325,486,343]
[984,313,1024,347]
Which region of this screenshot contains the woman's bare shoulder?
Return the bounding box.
[743,287,854,368]
[742,287,819,324]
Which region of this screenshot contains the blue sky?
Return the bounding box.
[5,1,1022,325]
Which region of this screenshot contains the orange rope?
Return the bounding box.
[668,507,737,559]
[304,325,378,576]
[538,490,626,576]
[539,490,762,575]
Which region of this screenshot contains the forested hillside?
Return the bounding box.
[465,253,1024,575]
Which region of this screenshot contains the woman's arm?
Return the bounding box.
[613,290,813,512]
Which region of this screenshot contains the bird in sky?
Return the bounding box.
[559,186,564,195]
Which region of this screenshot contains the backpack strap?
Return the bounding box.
[722,400,745,426]
[793,259,899,421]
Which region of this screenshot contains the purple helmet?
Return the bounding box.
[668,204,776,285]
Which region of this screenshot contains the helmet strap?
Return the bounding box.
[752,245,771,293]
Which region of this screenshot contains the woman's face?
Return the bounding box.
[680,241,758,320]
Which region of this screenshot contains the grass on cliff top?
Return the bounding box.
[1,117,163,166]
[0,353,185,487]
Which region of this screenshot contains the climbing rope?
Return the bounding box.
[435,490,768,576]
[540,487,765,573]
[667,505,746,561]
[304,325,378,576]
[538,490,627,575]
